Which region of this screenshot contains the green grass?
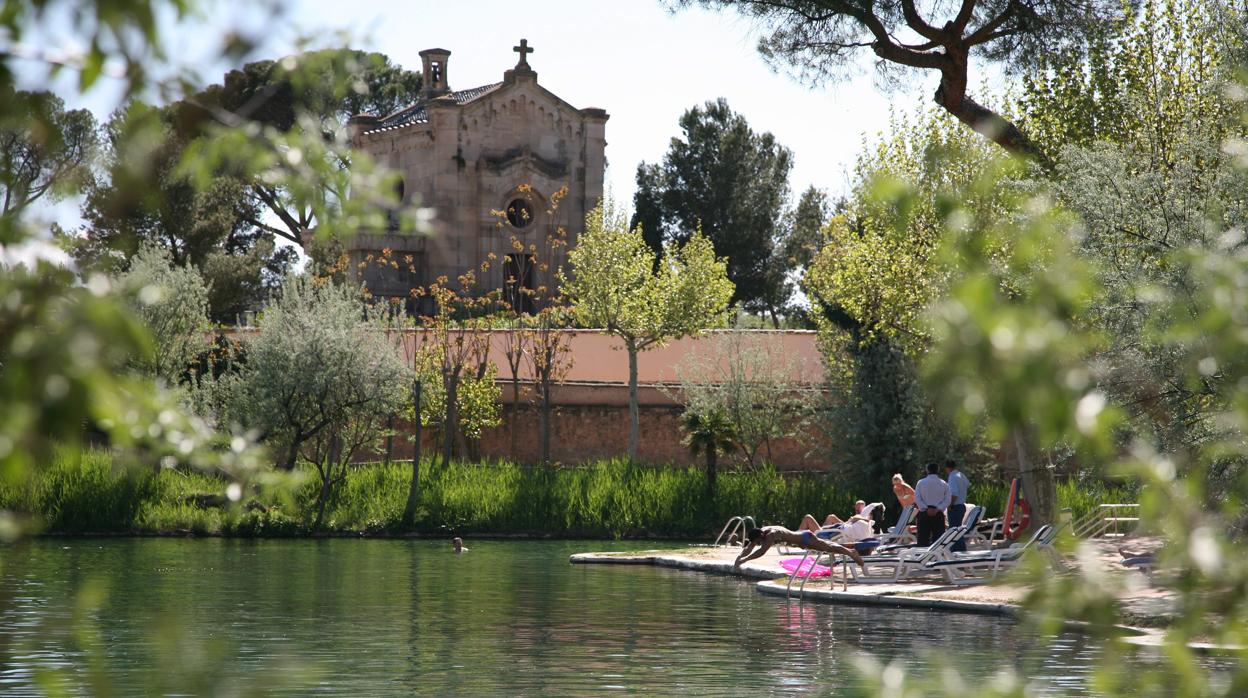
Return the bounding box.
[1,449,1138,538]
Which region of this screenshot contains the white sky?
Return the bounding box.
[16,0,1011,234]
[280,0,918,204]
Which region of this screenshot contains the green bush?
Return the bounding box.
[0,448,161,532]
[7,449,1139,538]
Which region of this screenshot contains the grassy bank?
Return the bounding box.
[1,449,1136,538]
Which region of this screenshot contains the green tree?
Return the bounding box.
[231,275,408,484]
[1018,0,1247,479]
[414,274,499,468]
[0,88,98,215]
[76,102,296,321]
[412,343,502,464]
[1018,0,1237,161]
[781,185,829,273]
[802,108,1002,497]
[677,0,1129,164]
[679,408,736,496]
[670,332,809,468]
[565,203,735,460]
[111,244,211,384]
[187,48,422,247]
[631,98,792,314]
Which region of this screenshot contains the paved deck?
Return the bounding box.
[570,544,1031,615]
[571,538,1183,623]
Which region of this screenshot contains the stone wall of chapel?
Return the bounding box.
[353,74,605,296]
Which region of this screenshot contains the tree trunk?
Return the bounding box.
[539,380,552,465]
[282,438,300,471]
[403,379,423,526]
[1013,426,1058,528]
[384,415,394,465]
[442,376,458,469]
[627,345,640,462]
[706,447,717,498]
[314,433,340,531]
[934,60,1051,167]
[509,374,520,460]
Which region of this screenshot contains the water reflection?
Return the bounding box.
[0,539,1133,695]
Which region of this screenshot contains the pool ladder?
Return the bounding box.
[713,515,756,547]
[785,549,851,600]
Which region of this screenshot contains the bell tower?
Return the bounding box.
[419,48,451,98]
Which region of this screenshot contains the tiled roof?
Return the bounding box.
[366,83,503,133]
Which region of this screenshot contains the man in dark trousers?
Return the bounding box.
[945,459,971,552]
[913,462,950,547]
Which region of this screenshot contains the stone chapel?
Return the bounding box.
[346,40,608,312]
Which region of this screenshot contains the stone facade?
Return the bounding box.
[347,41,608,310]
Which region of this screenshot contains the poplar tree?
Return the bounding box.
[565,204,735,461]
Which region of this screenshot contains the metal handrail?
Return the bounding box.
[714,515,756,547]
[1072,504,1140,538]
[786,550,851,600]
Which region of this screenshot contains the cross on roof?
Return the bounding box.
[513,38,534,68]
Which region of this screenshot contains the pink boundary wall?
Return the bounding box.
[388,328,826,385]
[228,328,832,469]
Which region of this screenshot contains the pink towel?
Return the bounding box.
[779,557,832,578]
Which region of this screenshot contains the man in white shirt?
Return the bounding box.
[945,459,971,552]
[913,462,951,546]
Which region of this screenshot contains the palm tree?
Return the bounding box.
[680,408,736,497]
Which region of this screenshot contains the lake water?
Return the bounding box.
[0,539,1128,695]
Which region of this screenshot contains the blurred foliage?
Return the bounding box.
[904,88,1248,698]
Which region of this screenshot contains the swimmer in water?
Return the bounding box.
[452,537,468,553]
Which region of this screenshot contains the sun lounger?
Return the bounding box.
[874,505,917,546]
[845,527,963,583]
[922,525,1061,584]
[875,505,984,556]
[845,506,986,584]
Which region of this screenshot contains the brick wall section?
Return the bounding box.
[377,383,831,470]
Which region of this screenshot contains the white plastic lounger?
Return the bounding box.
[875,505,984,556]
[923,525,1059,584]
[846,527,962,583]
[875,505,917,546]
[847,506,986,583]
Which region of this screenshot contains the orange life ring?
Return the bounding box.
[1002,479,1018,538]
[1004,479,1032,540]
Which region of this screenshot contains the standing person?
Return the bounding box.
[913,462,950,547]
[892,473,915,509]
[945,459,971,552]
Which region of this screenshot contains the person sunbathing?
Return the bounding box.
[797,501,877,542]
[733,526,865,570]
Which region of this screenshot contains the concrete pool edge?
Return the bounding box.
[571,549,1025,614]
[569,548,1203,650]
